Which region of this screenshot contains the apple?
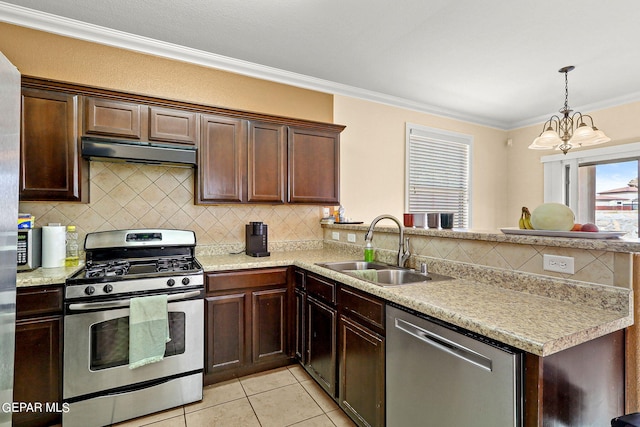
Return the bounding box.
[581,223,599,232]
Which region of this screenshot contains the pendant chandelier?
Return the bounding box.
[528,66,610,155]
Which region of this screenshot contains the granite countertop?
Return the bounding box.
[17,249,632,357]
[16,263,84,287]
[197,249,632,357]
[327,223,640,253]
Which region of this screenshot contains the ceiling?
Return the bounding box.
[2,0,640,130]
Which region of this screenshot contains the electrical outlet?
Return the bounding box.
[332,231,340,240]
[347,233,356,243]
[543,254,575,274]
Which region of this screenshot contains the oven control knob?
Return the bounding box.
[84,286,95,296]
[103,284,113,293]
[182,277,190,286]
[167,278,176,287]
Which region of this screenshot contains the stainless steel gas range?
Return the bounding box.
[62,229,204,427]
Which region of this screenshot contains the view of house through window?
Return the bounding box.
[577,159,639,238]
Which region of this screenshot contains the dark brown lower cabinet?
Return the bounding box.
[524,330,625,427]
[338,285,386,427]
[13,285,63,427]
[338,315,384,427]
[296,268,385,427]
[204,267,293,384]
[252,288,288,363]
[305,295,337,397]
[206,292,247,374]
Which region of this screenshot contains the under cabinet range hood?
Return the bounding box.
[81,137,197,167]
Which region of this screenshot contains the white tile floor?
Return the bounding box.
[112,365,356,427]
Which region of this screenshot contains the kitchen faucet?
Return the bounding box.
[364,214,410,267]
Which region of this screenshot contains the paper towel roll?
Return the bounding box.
[42,224,67,268]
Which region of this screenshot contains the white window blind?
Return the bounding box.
[406,124,472,228]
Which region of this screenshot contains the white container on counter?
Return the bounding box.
[42,224,67,268]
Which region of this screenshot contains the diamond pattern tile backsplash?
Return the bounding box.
[19,162,324,254]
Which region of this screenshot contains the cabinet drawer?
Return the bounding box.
[16,285,64,319]
[206,268,287,293]
[338,286,385,331]
[306,273,336,305]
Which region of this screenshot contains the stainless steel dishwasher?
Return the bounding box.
[386,305,523,426]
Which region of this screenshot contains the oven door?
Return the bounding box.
[63,291,204,400]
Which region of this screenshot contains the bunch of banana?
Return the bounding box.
[519,206,534,229]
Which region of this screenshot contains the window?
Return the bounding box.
[405,124,472,228]
[542,143,640,238]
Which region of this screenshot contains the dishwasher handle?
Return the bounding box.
[394,317,493,371]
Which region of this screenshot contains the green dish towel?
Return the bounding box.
[129,294,170,369]
[346,269,378,281]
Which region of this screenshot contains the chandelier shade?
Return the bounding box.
[528,66,610,154]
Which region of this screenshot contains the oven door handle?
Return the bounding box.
[67,290,202,312]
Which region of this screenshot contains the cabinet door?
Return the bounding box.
[288,127,340,204]
[20,88,86,202]
[85,97,144,139]
[339,315,385,427]
[149,106,197,145]
[13,316,62,427]
[252,287,288,363]
[248,121,286,203]
[295,288,306,363]
[205,293,249,374]
[306,295,337,397]
[197,115,246,203]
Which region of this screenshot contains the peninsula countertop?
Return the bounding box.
[197,248,632,357]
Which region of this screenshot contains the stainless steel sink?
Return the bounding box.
[316,261,452,286]
[316,261,394,271]
[374,269,431,285]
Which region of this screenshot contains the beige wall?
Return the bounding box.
[0,22,333,122]
[506,102,640,222]
[333,95,510,230]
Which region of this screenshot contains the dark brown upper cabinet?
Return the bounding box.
[288,127,340,204]
[197,114,247,203]
[247,121,287,203]
[149,106,198,145]
[20,88,87,202]
[85,98,198,146]
[20,77,344,205]
[84,97,143,139]
[197,119,289,204]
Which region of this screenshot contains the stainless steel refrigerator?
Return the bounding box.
[0,52,21,427]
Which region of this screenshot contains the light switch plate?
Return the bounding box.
[347,233,356,243]
[543,254,575,274]
[332,231,340,240]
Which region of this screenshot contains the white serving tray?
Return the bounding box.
[500,227,626,239]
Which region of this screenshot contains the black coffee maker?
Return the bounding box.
[245,222,270,257]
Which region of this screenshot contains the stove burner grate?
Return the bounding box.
[85,260,130,278]
[83,257,197,279]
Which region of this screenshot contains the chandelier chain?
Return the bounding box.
[564,70,569,111]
